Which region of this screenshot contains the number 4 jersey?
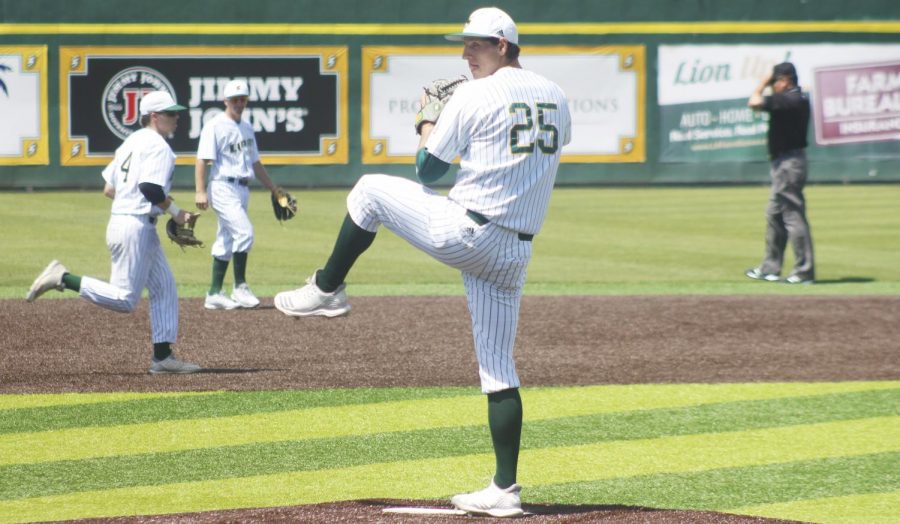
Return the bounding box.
[426,67,572,236]
[101,128,177,216]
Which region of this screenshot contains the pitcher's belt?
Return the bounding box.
[465,209,533,242]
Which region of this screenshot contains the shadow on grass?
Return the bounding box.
[813,276,875,285]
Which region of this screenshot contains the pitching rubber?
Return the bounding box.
[382,507,467,516]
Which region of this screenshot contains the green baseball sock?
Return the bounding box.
[209,257,229,295]
[152,342,172,362]
[488,388,522,489]
[316,214,376,293]
[233,252,248,286]
[61,273,81,292]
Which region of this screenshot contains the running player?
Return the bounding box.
[195,79,283,309]
[26,91,201,374]
[273,7,571,517]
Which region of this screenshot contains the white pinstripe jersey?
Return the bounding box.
[101,128,176,216]
[426,66,572,235]
[196,113,260,181]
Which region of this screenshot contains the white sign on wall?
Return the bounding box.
[0,46,48,165]
[362,46,645,164]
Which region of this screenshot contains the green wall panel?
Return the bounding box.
[1,0,897,189]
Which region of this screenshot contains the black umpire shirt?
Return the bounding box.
[762,86,810,159]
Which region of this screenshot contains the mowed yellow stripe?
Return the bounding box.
[730,491,900,523]
[1,382,894,466]
[0,391,213,410]
[1,417,895,523]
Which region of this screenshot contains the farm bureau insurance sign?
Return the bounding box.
[60,46,347,166]
[814,61,900,145]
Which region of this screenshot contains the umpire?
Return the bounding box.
[745,62,815,285]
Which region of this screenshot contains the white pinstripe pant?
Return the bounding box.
[348,174,531,393]
[79,214,179,344]
[209,179,254,260]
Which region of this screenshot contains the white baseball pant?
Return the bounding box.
[347,174,531,393]
[79,214,179,344]
[208,179,254,260]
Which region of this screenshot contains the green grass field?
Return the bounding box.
[0,383,897,522]
[1,185,898,522]
[1,184,898,298]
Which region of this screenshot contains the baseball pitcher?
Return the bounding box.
[274,7,571,517]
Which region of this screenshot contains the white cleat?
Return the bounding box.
[274,272,351,318]
[149,355,201,374]
[204,291,241,310]
[27,260,67,302]
[451,480,524,518]
[745,267,780,282]
[231,283,260,308]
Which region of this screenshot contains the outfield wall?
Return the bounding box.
[1,0,898,189]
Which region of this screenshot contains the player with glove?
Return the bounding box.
[274,7,571,516]
[26,91,201,374]
[195,79,294,310]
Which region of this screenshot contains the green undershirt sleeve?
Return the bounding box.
[415,148,451,185]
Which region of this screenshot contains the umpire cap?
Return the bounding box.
[769,62,798,85]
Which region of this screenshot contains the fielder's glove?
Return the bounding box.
[272,187,298,222]
[166,214,203,250]
[414,75,468,134]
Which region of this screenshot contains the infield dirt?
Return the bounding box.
[2,295,897,522]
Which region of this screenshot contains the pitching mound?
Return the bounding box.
[61,499,805,523]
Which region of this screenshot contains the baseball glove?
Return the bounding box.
[166,214,203,250]
[414,75,468,134]
[272,187,298,222]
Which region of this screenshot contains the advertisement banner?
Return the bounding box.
[60,46,348,166]
[362,46,645,164]
[658,44,900,163]
[814,61,900,145]
[0,46,48,165]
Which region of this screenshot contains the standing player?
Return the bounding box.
[274,7,571,517]
[195,79,283,309]
[745,62,815,284]
[26,91,201,374]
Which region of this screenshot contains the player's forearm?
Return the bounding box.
[415,148,450,184]
[103,183,115,199]
[417,123,435,149]
[253,162,277,192]
[748,75,770,109]
[193,159,208,193]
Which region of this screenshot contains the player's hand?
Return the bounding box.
[195,191,208,210]
[174,210,192,225]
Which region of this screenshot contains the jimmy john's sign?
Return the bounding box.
[60,46,348,165]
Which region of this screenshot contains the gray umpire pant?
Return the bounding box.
[759,149,815,280]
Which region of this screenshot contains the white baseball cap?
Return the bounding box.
[445,7,518,45]
[224,79,250,99]
[139,91,186,116]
